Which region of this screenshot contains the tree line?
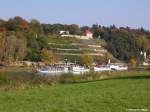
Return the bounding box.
[92,24,150,63]
[0,16,150,64]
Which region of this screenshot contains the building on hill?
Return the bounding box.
[82,29,93,39]
[59,31,70,35]
[59,29,93,40]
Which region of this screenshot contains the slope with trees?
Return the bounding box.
[0,16,150,65]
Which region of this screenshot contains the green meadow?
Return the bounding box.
[0,71,150,112]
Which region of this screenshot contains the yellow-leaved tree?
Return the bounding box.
[40,49,59,64]
[80,54,94,68]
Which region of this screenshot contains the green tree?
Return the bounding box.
[67,24,80,35]
[30,19,43,34]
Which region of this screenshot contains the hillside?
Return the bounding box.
[46,36,118,63]
[0,17,150,64]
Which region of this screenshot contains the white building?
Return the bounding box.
[59,31,70,35]
[59,29,93,40]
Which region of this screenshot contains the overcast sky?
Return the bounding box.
[0,0,150,29]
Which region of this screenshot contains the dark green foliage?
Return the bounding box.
[92,25,150,61]
[26,32,40,51]
[25,50,41,62]
[36,37,49,50]
[107,31,139,61]
[42,24,80,35]
[67,24,80,35]
[25,32,49,61]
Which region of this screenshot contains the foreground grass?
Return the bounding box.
[0,71,150,112]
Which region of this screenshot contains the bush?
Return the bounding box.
[0,72,12,84]
[0,71,150,91]
[129,58,137,67]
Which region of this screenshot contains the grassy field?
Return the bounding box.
[0,71,150,112]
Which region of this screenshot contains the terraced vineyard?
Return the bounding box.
[47,36,117,62]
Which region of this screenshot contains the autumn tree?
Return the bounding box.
[136,36,150,51]
[0,33,5,62]
[40,49,59,64]
[30,19,43,34]
[129,58,137,67]
[5,16,29,31]
[0,32,27,63]
[80,54,94,67]
[11,32,27,61]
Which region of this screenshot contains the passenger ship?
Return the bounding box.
[37,63,90,75]
[37,62,128,75]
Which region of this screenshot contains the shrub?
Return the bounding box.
[0,72,12,84]
[0,70,150,91]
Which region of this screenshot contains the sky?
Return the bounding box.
[0,0,150,30]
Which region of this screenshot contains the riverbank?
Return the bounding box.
[0,71,150,112]
[0,70,150,91]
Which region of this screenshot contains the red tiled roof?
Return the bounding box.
[84,29,92,34]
